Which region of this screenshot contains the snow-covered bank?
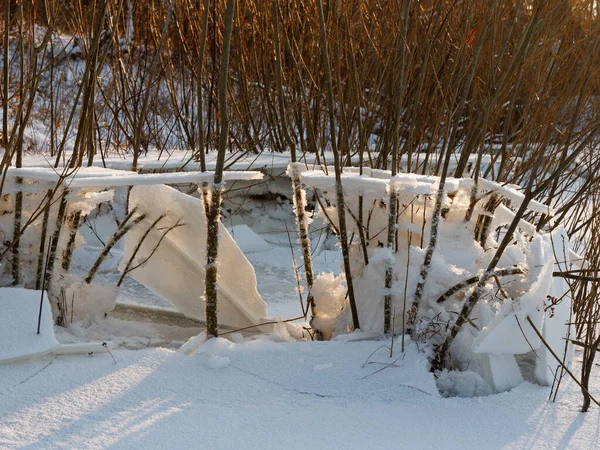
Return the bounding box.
[0,338,597,450]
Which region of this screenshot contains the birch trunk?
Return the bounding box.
[35,191,52,290]
[61,210,83,272]
[384,189,397,334]
[273,0,316,320]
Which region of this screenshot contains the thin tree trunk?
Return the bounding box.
[474,194,501,246]
[2,0,9,149]
[35,193,52,290]
[46,191,69,291]
[273,0,316,322]
[196,0,210,171]
[384,188,397,334]
[10,2,24,286]
[410,8,487,338]
[205,0,217,152]
[205,0,236,338]
[317,0,360,330]
[61,210,83,271]
[131,0,175,173]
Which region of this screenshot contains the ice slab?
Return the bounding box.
[0,288,59,364]
[122,185,269,330]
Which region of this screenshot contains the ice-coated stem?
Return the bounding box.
[84,208,146,285]
[289,164,316,319]
[409,179,445,338]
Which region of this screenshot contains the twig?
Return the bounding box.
[102,342,117,364]
[117,213,167,286]
[37,237,54,334]
[390,306,395,357]
[219,315,305,336]
[84,208,146,284]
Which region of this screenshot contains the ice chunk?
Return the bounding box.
[535,226,574,385]
[473,236,553,355]
[483,354,524,392]
[122,185,268,330]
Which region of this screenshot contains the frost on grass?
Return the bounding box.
[311,272,347,339]
[52,276,119,322]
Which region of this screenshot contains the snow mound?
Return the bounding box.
[311,272,347,339]
[0,288,59,363]
[436,370,493,397]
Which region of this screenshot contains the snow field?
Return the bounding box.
[0,337,598,449]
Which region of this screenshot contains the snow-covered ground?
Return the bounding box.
[0,336,599,449]
[1,209,599,449]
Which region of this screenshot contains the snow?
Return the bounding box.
[472,236,554,356]
[492,203,537,236]
[0,337,598,449]
[0,288,59,363]
[227,224,272,254]
[436,369,493,397]
[300,169,389,197]
[299,167,470,198]
[535,226,574,385]
[84,151,493,174]
[478,178,554,215]
[0,182,598,449]
[0,22,596,446]
[297,167,574,393]
[311,272,347,339]
[4,166,263,189]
